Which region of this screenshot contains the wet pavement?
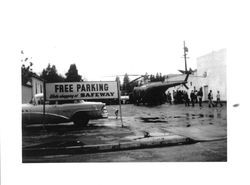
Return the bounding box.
[106,103,226,141]
[22,103,226,161]
[24,140,227,162]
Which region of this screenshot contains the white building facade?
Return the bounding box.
[166,48,227,101]
[22,75,44,103]
[196,48,226,101]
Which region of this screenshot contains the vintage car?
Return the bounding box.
[22,93,108,127]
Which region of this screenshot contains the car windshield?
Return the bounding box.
[55,100,85,104]
[29,97,44,105]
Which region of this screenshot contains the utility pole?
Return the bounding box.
[183,41,188,73]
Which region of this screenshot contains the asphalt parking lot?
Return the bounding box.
[22,103,227,162]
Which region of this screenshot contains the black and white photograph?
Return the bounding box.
[21,44,227,163]
[1,0,250,185]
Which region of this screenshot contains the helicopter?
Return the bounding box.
[128,41,192,105]
[105,41,192,105]
[128,71,190,105]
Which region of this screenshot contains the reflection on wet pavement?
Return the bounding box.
[23,103,226,149]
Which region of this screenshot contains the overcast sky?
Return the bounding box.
[19,0,229,81]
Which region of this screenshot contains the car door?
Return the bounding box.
[28,96,47,124]
[22,104,32,125]
[28,103,44,124]
[43,102,66,124]
[37,100,69,124]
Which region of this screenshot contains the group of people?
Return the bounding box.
[208,90,223,108]
[166,88,223,108]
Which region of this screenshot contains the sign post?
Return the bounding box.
[117,80,124,128]
[42,80,46,130]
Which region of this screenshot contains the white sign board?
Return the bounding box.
[45,81,118,100]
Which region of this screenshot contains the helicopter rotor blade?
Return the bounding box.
[183,84,189,89]
[103,74,142,77]
[129,76,144,84]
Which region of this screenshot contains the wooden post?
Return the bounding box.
[117,80,124,127]
[42,80,46,130]
[184,41,188,73]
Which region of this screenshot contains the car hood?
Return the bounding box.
[22,102,105,106]
[22,103,32,107]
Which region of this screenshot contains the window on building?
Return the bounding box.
[35,83,37,94]
[40,84,43,93]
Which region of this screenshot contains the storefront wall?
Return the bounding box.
[196,49,227,101]
[166,49,227,101]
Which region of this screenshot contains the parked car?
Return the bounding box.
[22,93,108,127]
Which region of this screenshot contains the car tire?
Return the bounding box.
[72,113,89,127]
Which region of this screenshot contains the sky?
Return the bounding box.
[18,0,229,81]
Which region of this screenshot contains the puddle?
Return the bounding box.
[139,116,168,123]
[199,114,204,118]
[174,116,183,118]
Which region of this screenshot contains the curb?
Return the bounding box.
[23,135,195,157]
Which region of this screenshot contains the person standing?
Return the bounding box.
[173,90,176,104]
[208,90,215,108]
[168,91,172,105]
[184,91,190,107]
[194,90,198,103]
[197,87,203,107]
[215,91,223,107]
[190,90,195,107]
[115,109,119,119]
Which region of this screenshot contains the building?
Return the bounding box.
[22,83,32,104]
[22,74,44,103]
[166,48,227,101]
[196,48,226,101]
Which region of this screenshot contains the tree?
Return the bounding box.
[149,74,155,82]
[65,64,82,82]
[21,50,33,85]
[122,73,130,94]
[40,63,65,83]
[115,76,121,90]
[156,72,160,81]
[144,72,149,81]
[149,72,165,82]
[159,73,165,81]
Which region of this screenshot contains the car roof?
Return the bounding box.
[34,93,44,98]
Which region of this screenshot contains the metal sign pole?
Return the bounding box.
[117,81,124,127]
[42,80,46,130]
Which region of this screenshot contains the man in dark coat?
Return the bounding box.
[197,87,203,107]
[190,90,195,107]
[208,90,215,108]
[184,91,190,107]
